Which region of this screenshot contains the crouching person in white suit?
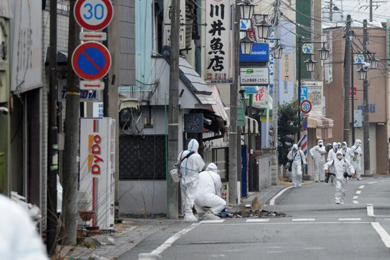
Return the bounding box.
[194,163,226,220]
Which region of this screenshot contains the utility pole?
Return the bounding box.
[228,1,239,204]
[62,0,80,245]
[47,0,58,255]
[168,0,180,218]
[297,36,302,141]
[271,0,281,185]
[330,0,333,21]
[351,41,355,142]
[370,0,373,22]
[363,19,370,175]
[343,15,351,143]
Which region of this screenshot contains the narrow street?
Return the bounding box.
[118,176,390,259]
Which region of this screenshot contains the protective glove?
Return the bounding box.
[343,172,352,178]
[303,164,306,169]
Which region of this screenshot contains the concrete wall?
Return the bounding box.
[257,153,271,191]
[119,180,167,216]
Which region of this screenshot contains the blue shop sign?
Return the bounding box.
[240,43,269,62]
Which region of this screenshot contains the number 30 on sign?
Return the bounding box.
[300,100,312,114]
[74,0,114,31]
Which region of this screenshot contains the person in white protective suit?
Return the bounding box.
[287,144,307,187]
[349,139,363,180]
[341,141,351,162]
[309,139,326,182]
[324,150,355,204]
[0,194,49,259]
[194,163,226,220]
[178,139,205,222]
[327,142,338,162]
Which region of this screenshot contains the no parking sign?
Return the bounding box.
[72,41,111,81]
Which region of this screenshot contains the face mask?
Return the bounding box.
[337,155,342,160]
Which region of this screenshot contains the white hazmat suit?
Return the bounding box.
[324,150,355,204]
[178,139,205,222]
[287,144,307,187]
[341,141,351,163]
[309,139,326,182]
[194,163,226,220]
[349,139,363,180]
[0,194,49,259]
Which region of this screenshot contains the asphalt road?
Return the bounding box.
[119,176,390,260]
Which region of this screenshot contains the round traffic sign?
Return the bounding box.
[300,100,312,114]
[72,41,111,81]
[74,0,114,31]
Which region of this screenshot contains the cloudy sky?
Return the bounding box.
[332,0,390,22]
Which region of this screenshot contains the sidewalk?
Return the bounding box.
[60,183,291,260]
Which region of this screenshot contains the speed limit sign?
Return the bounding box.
[300,100,312,114]
[74,0,114,31]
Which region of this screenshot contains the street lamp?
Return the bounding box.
[237,0,256,20]
[255,14,272,40]
[370,53,379,69]
[304,55,317,72]
[318,43,330,60]
[272,40,284,59]
[240,35,255,55]
[357,65,368,80]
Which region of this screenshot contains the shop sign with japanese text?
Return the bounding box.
[240,67,269,85]
[205,0,232,83]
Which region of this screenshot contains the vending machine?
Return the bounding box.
[79,118,116,230]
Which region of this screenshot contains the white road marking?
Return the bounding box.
[368,181,377,184]
[292,218,315,222]
[353,196,359,200]
[359,185,365,189]
[356,190,362,194]
[353,201,359,204]
[200,220,225,224]
[385,219,390,221]
[270,186,294,205]
[371,222,390,248]
[304,247,325,250]
[338,218,361,221]
[148,223,200,256]
[246,219,270,223]
[367,204,375,217]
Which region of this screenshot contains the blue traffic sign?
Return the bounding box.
[72,41,111,81]
[245,86,258,94]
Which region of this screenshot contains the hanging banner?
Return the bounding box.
[205,0,232,83]
[10,0,42,92]
[281,53,292,81]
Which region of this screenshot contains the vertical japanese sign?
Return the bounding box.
[163,0,186,49]
[325,32,333,84]
[281,53,292,81]
[205,0,232,83]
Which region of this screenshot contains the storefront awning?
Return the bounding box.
[308,117,334,128]
[209,84,230,128]
[308,116,334,139]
